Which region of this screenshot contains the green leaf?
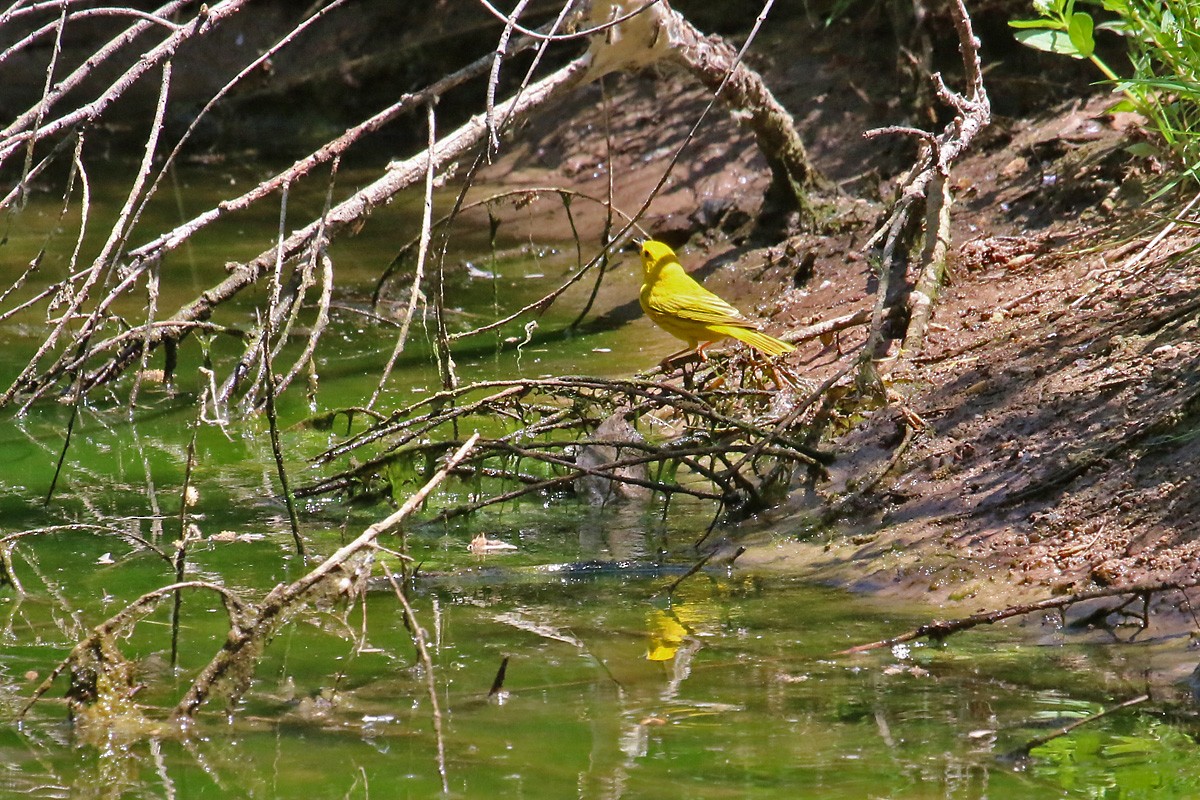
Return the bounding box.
[1008,18,1063,29]
[1124,142,1159,157]
[1095,20,1132,35]
[1070,11,1099,57]
[1067,12,1095,57]
[1014,28,1084,57]
[1106,98,1139,113]
[1048,0,1070,15]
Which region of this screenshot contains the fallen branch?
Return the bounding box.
[19,581,249,721]
[659,0,826,214]
[862,0,990,359]
[840,577,1200,655]
[783,308,872,345]
[172,433,479,719]
[300,373,831,522]
[77,59,589,398]
[0,0,220,169]
[18,436,480,725]
[4,2,823,409]
[1006,694,1150,760]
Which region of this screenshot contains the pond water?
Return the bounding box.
[0,160,1197,799]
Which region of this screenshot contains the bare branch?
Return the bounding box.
[0,1,225,169]
[862,0,990,358]
[172,433,480,719]
[61,55,591,398]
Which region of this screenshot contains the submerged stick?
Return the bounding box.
[1006,694,1150,760]
[488,656,510,698]
[19,580,249,720]
[840,578,1200,655]
[662,550,717,597]
[173,433,480,719]
[383,563,450,794]
[43,379,81,505]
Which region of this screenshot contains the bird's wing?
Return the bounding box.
[646,283,754,327]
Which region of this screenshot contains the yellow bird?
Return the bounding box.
[638,240,795,365]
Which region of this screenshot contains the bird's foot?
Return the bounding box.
[659,350,701,372]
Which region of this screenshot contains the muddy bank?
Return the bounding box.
[470,9,1200,637]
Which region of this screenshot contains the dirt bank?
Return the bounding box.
[477,8,1200,633]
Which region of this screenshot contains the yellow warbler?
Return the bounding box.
[638,240,795,363]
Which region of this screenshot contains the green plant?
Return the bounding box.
[1011,0,1200,187]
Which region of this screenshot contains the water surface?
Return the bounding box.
[0,161,1195,799]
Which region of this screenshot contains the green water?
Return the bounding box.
[0,162,1197,799]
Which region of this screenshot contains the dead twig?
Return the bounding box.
[382,562,449,793]
[370,102,438,410]
[19,580,251,721]
[862,0,990,360]
[1006,694,1150,760]
[840,578,1200,655]
[262,186,305,556]
[302,372,830,523]
[170,418,200,670]
[75,56,590,402]
[0,1,242,168]
[172,434,479,719]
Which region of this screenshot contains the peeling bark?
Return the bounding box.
[864,0,989,359]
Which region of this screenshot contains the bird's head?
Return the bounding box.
[638,239,677,275]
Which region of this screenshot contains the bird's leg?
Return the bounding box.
[741,349,793,392]
[764,360,788,391]
[659,350,688,371]
[659,343,701,372]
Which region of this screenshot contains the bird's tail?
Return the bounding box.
[720,326,795,357]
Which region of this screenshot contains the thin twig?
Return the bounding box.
[0,1,240,166]
[662,550,716,597]
[1007,694,1150,760]
[263,184,305,556]
[44,376,82,505]
[171,416,200,669]
[9,58,176,410]
[840,578,1200,655]
[383,562,449,794]
[172,434,480,719]
[20,580,249,720]
[371,102,438,409]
